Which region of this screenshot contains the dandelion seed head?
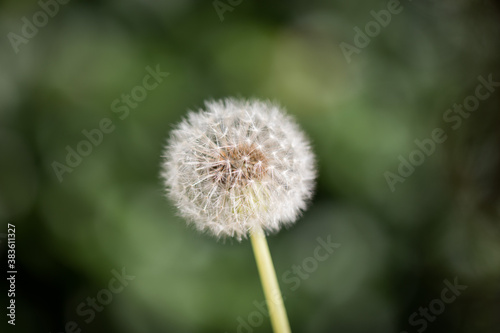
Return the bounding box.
[161,98,316,240]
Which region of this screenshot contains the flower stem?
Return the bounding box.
[250,226,291,333]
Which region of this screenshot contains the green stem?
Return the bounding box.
[250,226,291,333]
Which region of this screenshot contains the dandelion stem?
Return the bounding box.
[250,226,291,333]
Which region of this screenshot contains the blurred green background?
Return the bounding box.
[1,0,500,332]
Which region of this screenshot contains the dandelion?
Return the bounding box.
[161,98,316,333]
[162,98,315,239]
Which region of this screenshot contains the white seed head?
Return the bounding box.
[161,98,316,240]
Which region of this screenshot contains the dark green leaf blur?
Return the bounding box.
[1,0,500,332]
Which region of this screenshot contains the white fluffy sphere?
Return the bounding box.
[161,98,316,240]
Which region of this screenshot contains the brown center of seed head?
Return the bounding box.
[212,143,268,188]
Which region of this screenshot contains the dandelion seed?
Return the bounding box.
[161,98,316,240]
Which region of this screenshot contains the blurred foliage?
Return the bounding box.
[1,0,500,332]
